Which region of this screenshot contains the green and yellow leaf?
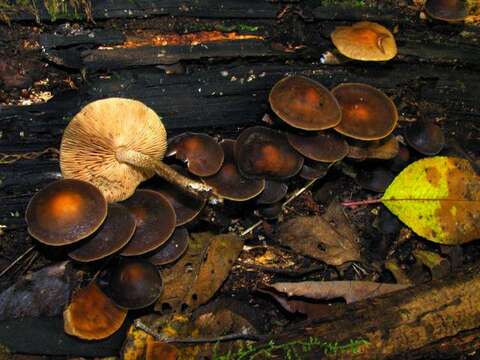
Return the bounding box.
[382,156,480,244]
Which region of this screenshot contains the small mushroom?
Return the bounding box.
[404,120,445,155]
[26,179,107,246]
[147,227,189,266]
[257,180,288,205]
[287,131,348,163]
[299,160,333,180]
[235,126,304,180]
[148,165,206,226]
[425,0,468,22]
[60,98,212,203]
[68,203,136,262]
[98,259,163,310]
[331,21,397,61]
[120,190,176,256]
[269,75,341,130]
[257,201,283,220]
[167,133,224,177]
[389,145,411,172]
[203,139,265,201]
[332,83,398,141]
[366,135,399,160]
[63,282,127,340]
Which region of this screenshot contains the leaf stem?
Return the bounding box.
[342,197,382,207]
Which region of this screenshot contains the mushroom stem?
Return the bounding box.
[116,148,216,201]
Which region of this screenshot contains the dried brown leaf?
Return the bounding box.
[271,280,410,304]
[277,202,361,265]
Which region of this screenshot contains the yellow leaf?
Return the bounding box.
[382,156,480,244]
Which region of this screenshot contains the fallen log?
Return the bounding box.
[271,263,480,359]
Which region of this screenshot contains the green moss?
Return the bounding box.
[213,337,369,360]
[214,23,259,33]
[321,0,366,7]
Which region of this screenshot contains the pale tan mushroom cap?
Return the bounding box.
[60,98,167,202]
[331,21,397,61]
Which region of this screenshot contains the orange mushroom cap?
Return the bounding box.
[287,131,348,163]
[269,76,341,131]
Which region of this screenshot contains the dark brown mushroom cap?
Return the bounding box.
[366,135,399,160]
[425,0,468,22]
[332,83,398,141]
[147,166,206,226]
[287,131,348,162]
[389,145,410,172]
[26,179,107,246]
[68,204,136,262]
[63,282,127,340]
[235,126,304,180]
[269,76,342,131]
[167,133,224,177]
[120,190,176,256]
[98,259,163,310]
[331,22,397,61]
[203,139,265,201]
[257,180,288,205]
[356,167,395,192]
[257,201,283,220]
[299,160,333,180]
[404,120,445,155]
[147,227,189,266]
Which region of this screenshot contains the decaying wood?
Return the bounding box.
[271,263,480,359]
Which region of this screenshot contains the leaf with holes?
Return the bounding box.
[382,156,480,244]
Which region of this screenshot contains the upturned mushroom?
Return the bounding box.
[331,21,397,62]
[404,120,445,156]
[60,98,213,203]
[424,0,468,22]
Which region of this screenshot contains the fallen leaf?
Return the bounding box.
[277,202,361,265]
[146,338,178,360]
[270,280,409,304]
[155,232,244,312]
[382,156,480,244]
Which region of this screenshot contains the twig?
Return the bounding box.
[0,246,35,278]
[134,319,265,343]
[240,178,318,237]
[19,251,39,276]
[0,147,59,165]
[239,261,325,277]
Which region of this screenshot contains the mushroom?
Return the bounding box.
[425,0,468,22]
[256,180,288,205]
[257,201,283,220]
[60,98,213,203]
[235,126,304,180]
[98,259,163,309]
[299,160,333,180]
[269,75,341,130]
[287,131,348,163]
[331,21,397,61]
[68,203,136,262]
[404,120,445,155]
[389,145,410,172]
[63,282,127,340]
[203,139,265,201]
[26,179,107,246]
[147,165,206,226]
[332,83,398,141]
[147,227,189,266]
[120,190,176,256]
[366,135,399,160]
[356,167,395,193]
[167,133,224,177]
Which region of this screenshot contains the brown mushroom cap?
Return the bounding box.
[235,126,304,180]
[299,160,333,180]
[356,167,395,192]
[147,165,206,226]
[287,131,348,162]
[203,139,265,201]
[98,259,163,309]
[269,76,342,131]
[389,145,410,172]
[404,120,445,156]
[257,180,288,205]
[257,201,283,220]
[63,282,127,340]
[425,0,468,22]
[366,135,399,160]
[120,190,176,256]
[26,179,107,246]
[332,83,398,141]
[68,203,136,262]
[167,133,224,177]
[60,98,167,202]
[331,21,397,61]
[147,227,189,266]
